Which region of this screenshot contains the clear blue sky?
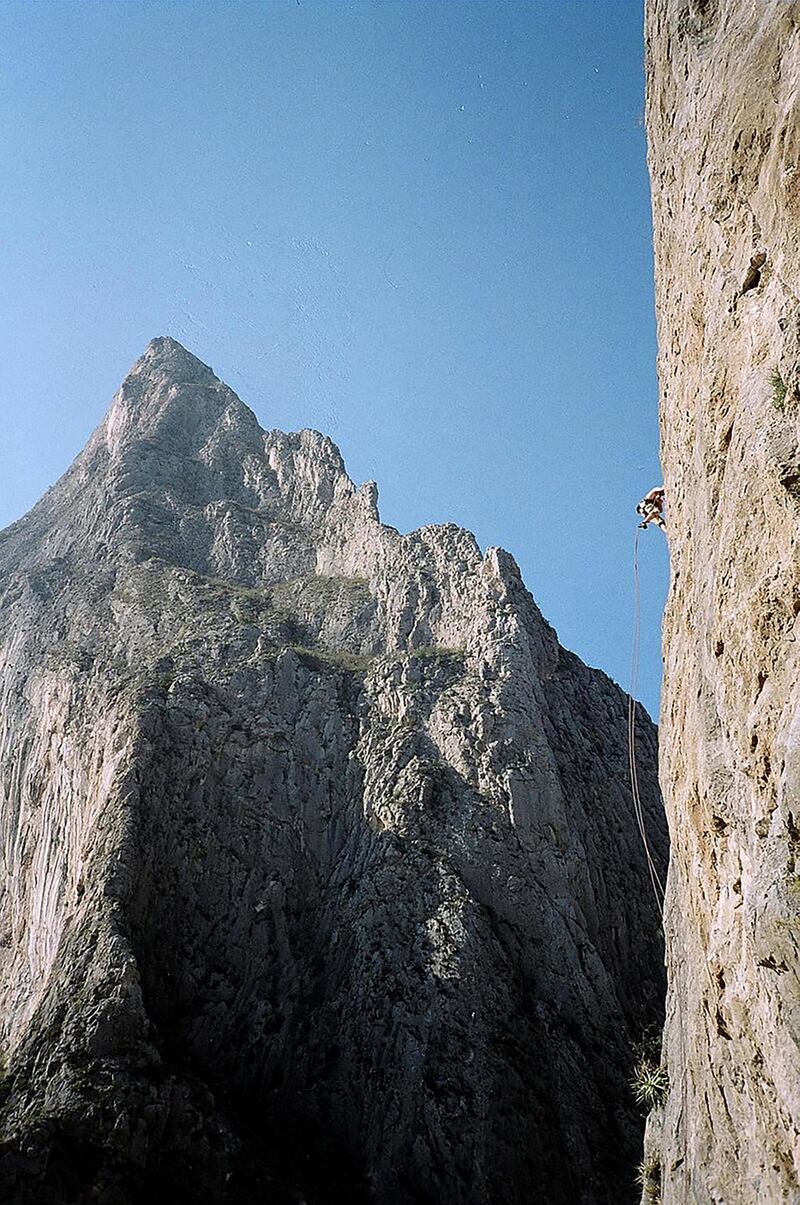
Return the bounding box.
[0,0,668,717]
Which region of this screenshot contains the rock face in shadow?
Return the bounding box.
[645,2,800,1201]
[0,338,666,1204]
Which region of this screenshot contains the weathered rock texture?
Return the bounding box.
[0,338,666,1203]
[646,2,800,1201]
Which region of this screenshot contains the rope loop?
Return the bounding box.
[628,527,666,915]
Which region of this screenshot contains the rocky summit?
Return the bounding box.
[0,337,666,1203]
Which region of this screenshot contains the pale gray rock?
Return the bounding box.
[645,2,800,1201]
[0,338,666,1203]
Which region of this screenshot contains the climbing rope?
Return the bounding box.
[628,527,666,913]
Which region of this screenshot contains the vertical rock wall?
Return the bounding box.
[646,2,800,1200]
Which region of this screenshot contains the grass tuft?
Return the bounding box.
[409,645,465,661]
[631,1057,669,1110]
[290,644,373,673]
[635,1155,662,1204]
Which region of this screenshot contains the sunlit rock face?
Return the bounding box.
[646,2,800,1201]
[0,337,665,1204]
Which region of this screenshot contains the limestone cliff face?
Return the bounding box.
[646,3,800,1201]
[0,338,666,1203]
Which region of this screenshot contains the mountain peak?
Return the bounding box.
[0,337,666,1205]
[136,335,217,384]
[103,337,258,457]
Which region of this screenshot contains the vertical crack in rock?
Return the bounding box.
[0,337,666,1203]
[646,2,800,1200]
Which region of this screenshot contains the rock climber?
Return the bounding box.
[637,486,666,531]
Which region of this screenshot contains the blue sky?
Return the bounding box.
[0,0,668,716]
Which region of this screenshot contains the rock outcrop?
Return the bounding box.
[0,337,666,1203]
[645,2,800,1200]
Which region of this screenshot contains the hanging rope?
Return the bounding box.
[628,526,666,912]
